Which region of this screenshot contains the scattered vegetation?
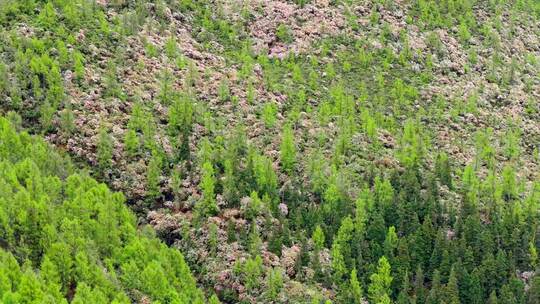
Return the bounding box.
[0,0,539,303]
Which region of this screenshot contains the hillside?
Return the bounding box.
[0,0,540,303]
[0,117,208,303]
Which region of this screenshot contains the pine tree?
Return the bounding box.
[312,225,325,282]
[209,294,221,304]
[266,267,284,301]
[501,165,517,201]
[248,223,262,256]
[529,241,538,269]
[414,266,427,304]
[226,219,237,243]
[445,267,460,304]
[349,268,363,304]
[262,103,277,128]
[196,161,218,217]
[312,225,326,250]
[396,271,411,304]
[331,242,347,282]
[244,255,263,291]
[528,275,540,304]
[209,222,218,256]
[124,128,139,158]
[355,196,368,238]
[280,124,296,174]
[73,51,85,83]
[146,153,162,199]
[368,256,393,304]
[487,291,498,304]
[435,153,452,189]
[384,226,399,259]
[59,106,75,135]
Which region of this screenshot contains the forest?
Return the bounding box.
[0,0,539,303]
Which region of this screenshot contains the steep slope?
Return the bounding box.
[1,0,540,303]
[0,120,207,302]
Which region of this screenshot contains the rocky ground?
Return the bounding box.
[7,0,538,302]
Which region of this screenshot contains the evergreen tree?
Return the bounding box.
[396,271,411,304]
[209,222,218,256]
[528,275,540,304]
[331,242,347,283]
[349,268,363,304]
[384,226,399,259]
[196,161,219,217]
[368,256,393,304]
[313,225,326,250]
[266,267,284,301]
[414,266,427,304]
[435,152,452,189]
[124,128,139,157]
[244,255,263,291]
[487,291,498,304]
[280,124,296,174]
[445,267,460,304]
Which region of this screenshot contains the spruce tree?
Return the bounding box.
[445,267,460,304]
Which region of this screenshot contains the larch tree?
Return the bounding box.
[280,124,296,174]
[368,256,393,304]
[197,161,219,217]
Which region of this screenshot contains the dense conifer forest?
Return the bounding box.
[0,0,539,303]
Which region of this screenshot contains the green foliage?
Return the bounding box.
[398,119,424,167]
[262,102,278,128]
[0,117,205,303]
[349,268,363,304]
[276,24,293,43]
[435,152,452,189]
[123,128,139,158]
[280,124,296,174]
[266,267,284,300]
[0,2,539,303]
[73,51,85,83]
[244,191,263,220]
[168,94,194,161]
[312,225,325,250]
[209,222,218,256]
[368,256,393,304]
[218,78,231,102]
[103,62,123,99]
[196,161,219,217]
[243,255,263,291]
[165,37,179,59]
